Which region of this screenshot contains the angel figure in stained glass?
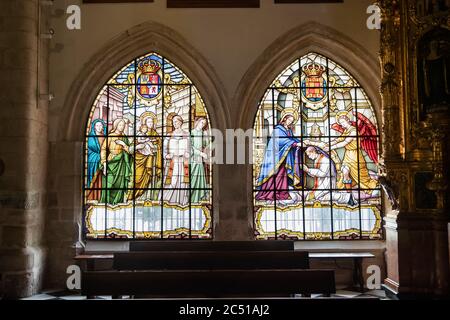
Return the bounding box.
[306,111,378,195]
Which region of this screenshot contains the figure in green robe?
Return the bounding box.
[190,118,210,203]
[100,118,133,205]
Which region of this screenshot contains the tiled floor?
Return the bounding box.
[22,288,390,300]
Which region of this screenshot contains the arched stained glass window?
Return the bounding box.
[253,52,382,240]
[84,52,213,239]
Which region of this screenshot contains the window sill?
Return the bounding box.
[84,241,130,252]
[83,239,386,253]
[294,240,385,252]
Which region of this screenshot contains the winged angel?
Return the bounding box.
[306,111,379,196]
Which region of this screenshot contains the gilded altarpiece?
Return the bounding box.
[378,0,449,297]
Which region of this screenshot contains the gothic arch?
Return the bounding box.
[235,21,381,130]
[60,21,230,240]
[62,21,230,142]
[234,22,383,238]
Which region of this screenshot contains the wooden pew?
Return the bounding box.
[75,253,113,271]
[113,251,310,270]
[81,269,336,297]
[129,240,294,252]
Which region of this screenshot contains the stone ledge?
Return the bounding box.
[295,240,386,251]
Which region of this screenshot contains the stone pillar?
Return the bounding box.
[0,0,49,298]
[44,141,83,289]
[215,135,253,241]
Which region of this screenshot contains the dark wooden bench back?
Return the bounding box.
[113,251,309,270]
[129,240,294,252]
[82,269,335,297]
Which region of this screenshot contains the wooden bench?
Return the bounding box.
[130,240,294,252]
[75,243,341,298]
[75,241,295,271]
[113,251,309,270]
[309,252,375,292]
[81,269,336,297]
[74,253,113,271]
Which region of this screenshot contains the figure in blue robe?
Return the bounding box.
[255,115,303,201]
[87,119,106,189]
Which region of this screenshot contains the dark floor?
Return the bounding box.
[22,288,390,300]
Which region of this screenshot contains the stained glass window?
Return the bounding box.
[253,52,382,240]
[84,52,212,239]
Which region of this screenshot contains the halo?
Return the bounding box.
[280,107,299,124]
[139,111,157,125]
[335,111,349,123]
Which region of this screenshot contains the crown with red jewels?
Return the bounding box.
[138,59,161,74]
[303,63,326,77]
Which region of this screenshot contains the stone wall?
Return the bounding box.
[0,0,385,295]
[43,0,382,290]
[0,0,49,298]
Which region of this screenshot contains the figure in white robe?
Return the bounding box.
[163,115,190,206]
[303,146,356,206]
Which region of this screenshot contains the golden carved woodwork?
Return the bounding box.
[377,0,449,214]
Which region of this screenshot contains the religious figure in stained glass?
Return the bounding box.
[84,52,212,239]
[86,119,106,198]
[253,52,382,240]
[163,115,190,206]
[418,28,450,116]
[335,112,378,193]
[190,117,210,203]
[306,111,379,192]
[255,108,303,203]
[100,118,133,205]
[130,112,162,201]
[303,146,355,205]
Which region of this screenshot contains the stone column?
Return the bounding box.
[0,0,49,298]
[215,135,253,241]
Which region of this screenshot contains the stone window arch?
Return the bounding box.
[59,22,229,241]
[234,22,383,240]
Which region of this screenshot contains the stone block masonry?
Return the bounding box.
[0,0,49,299]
